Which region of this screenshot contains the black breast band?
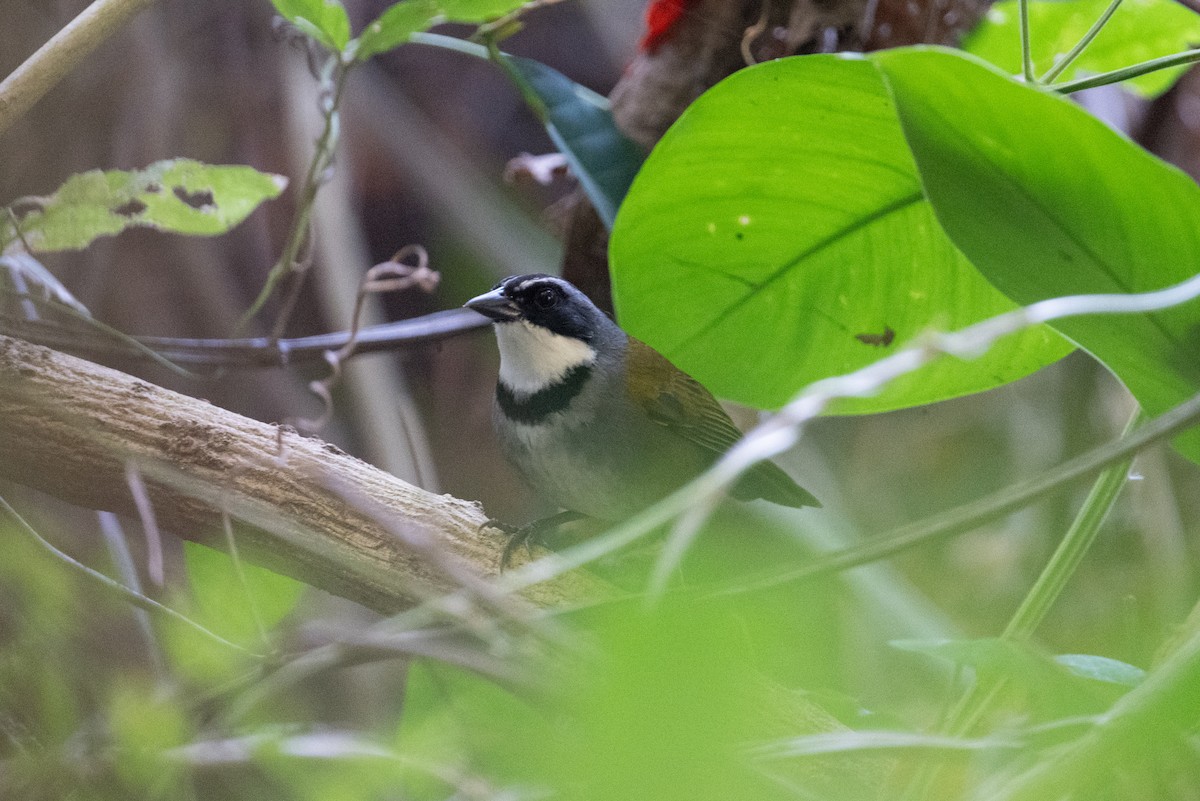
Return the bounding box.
[497,363,593,424]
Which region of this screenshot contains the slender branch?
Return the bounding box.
[0,0,160,137]
[239,55,353,333]
[724,392,1200,596]
[0,303,489,368]
[1004,407,1144,640]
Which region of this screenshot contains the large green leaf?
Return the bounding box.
[964,0,1200,97]
[609,56,1070,413]
[1,160,287,254]
[873,47,1200,463]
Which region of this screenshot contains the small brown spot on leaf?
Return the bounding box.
[173,186,215,210]
[113,199,147,217]
[855,326,895,347]
[144,182,162,194]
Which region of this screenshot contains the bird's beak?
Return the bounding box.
[464,287,520,322]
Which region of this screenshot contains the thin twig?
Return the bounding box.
[0,297,488,368]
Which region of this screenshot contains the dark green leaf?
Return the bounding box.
[408,33,643,229]
[873,47,1200,464]
[609,55,1070,412]
[506,54,643,228]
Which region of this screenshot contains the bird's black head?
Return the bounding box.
[465,274,613,343]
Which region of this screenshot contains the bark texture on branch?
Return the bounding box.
[0,335,602,613]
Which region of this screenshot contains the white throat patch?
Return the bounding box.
[495,320,596,395]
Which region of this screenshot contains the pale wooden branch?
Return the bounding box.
[0,335,604,614]
[0,0,161,137]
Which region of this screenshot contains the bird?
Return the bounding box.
[465,274,819,561]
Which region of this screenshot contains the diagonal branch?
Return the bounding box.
[0,334,605,614]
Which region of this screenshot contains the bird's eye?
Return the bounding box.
[533,287,559,309]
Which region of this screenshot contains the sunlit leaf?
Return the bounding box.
[271,0,352,51]
[1,159,287,254]
[610,55,1070,413]
[874,47,1200,464]
[965,0,1200,96]
[356,0,533,59]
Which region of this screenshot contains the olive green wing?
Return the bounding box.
[625,338,819,508]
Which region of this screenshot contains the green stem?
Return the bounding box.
[0,494,260,657]
[1004,407,1144,640]
[238,56,352,336]
[1039,0,1123,84]
[0,0,160,137]
[1053,48,1200,94]
[1018,0,1035,82]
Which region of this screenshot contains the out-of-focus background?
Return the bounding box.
[3,1,1200,798]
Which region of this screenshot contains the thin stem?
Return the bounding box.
[1018,0,1035,82]
[0,0,160,137]
[1004,406,1144,640]
[1039,0,1123,84]
[238,56,353,335]
[0,494,260,657]
[1053,48,1200,94]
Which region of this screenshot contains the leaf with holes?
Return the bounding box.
[1,160,287,254]
[609,55,1070,412]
